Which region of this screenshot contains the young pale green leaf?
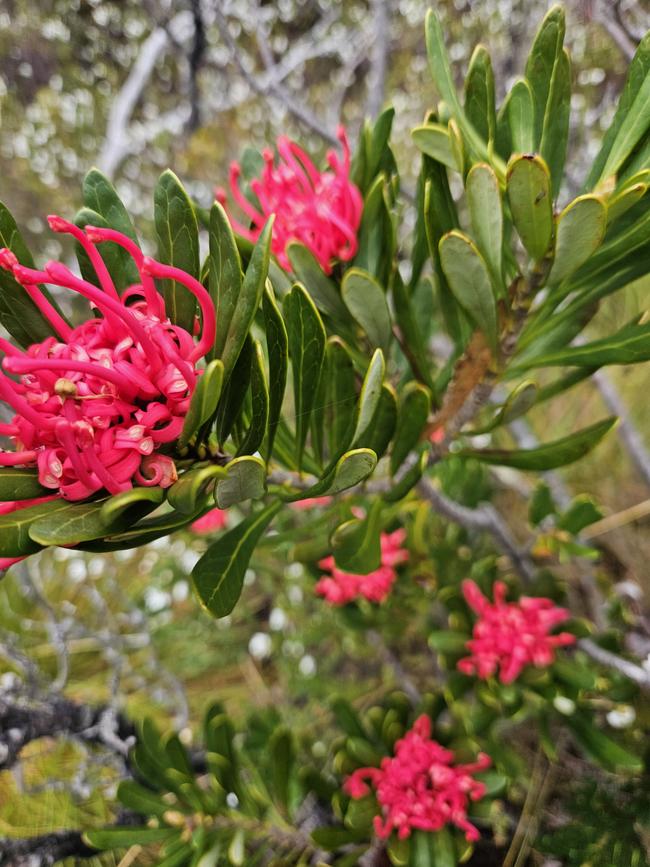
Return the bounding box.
[351,349,385,446]
[167,465,227,516]
[507,78,535,153]
[524,4,566,146]
[607,182,648,224]
[461,417,617,470]
[466,163,503,292]
[81,168,140,291]
[506,154,553,261]
[547,195,608,285]
[359,383,398,460]
[438,231,498,353]
[286,242,349,322]
[527,321,650,368]
[236,340,269,457]
[262,286,288,460]
[325,338,357,458]
[390,383,431,474]
[284,283,326,470]
[192,500,282,618]
[473,380,539,433]
[585,32,650,190]
[0,202,62,346]
[0,469,48,501]
[332,499,383,573]
[411,124,456,170]
[209,201,242,360]
[539,48,571,199]
[464,45,496,145]
[447,119,465,174]
[341,267,392,352]
[221,218,273,382]
[179,359,224,449]
[566,714,643,772]
[84,827,177,850]
[154,169,200,332]
[215,456,266,509]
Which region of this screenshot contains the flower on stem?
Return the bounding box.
[344,714,490,842]
[315,529,408,605]
[457,579,576,684]
[0,217,216,503]
[218,126,362,275]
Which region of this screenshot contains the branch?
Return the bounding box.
[591,0,637,61]
[365,0,391,119]
[578,638,650,689]
[186,0,207,133]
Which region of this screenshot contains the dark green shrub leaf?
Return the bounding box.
[215,455,266,509]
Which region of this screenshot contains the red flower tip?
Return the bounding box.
[345,714,491,842]
[47,214,74,233]
[0,248,18,271]
[84,225,107,243]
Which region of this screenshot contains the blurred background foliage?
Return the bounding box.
[0,0,649,864]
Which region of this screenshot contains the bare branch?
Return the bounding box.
[578,637,650,689]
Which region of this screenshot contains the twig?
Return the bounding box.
[577,637,650,689]
[366,0,391,119]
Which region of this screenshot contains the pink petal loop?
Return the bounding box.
[344,714,491,842]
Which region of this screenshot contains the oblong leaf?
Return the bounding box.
[466,163,503,292]
[528,321,650,368]
[179,360,224,449]
[351,349,385,447]
[0,468,49,501]
[84,827,177,850]
[390,383,431,474]
[506,154,553,261]
[168,465,227,516]
[411,124,456,170]
[215,455,266,509]
[236,340,269,457]
[262,286,288,460]
[192,500,282,618]
[507,78,535,153]
[548,195,607,285]
[286,242,348,322]
[209,201,242,360]
[464,44,496,145]
[341,267,392,352]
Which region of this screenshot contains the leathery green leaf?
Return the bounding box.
[236,340,269,457]
[411,124,456,170]
[390,383,431,474]
[0,468,49,501]
[548,195,607,285]
[179,359,224,449]
[325,338,357,459]
[466,163,503,292]
[332,498,383,573]
[359,383,398,460]
[84,827,177,850]
[540,47,571,199]
[461,417,617,470]
[341,267,392,352]
[285,448,377,502]
[284,283,326,471]
[262,286,288,460]
[567,713,643,772]
[507,78,535,153]
[286,242,349,322]
[527,321,650,368]
[351,349,385,446]
[28,497,157,547]
[524,4,566,146]
[167,465,227,516]
[438,231,498,353]
[607,182,648,224]
[464,44,496,145]
[599,55,650,183]
[215,455,266,509]
[191,500,282,618]
[221,218,273,381]
[506,154,553,261]
[154,169,200,331]
[209,201,242,360]
[0,499,73,557]
[99,487,164,526]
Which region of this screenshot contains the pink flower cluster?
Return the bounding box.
[315,529,408,605]
[0,217,215,502]
[457,580,576,684]
[345,715,490,842]
[218,126,362,275]
[191,507,228,534]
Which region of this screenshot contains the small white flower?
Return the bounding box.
[553,695,576,716]
[607,706,636,729]
[248,632,272,660]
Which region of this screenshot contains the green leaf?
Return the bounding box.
[0,499,72,557]
[428,631,469,654]
[464,45,496,145]
[359,383,397,460]
[191,500,282,618]
[354,174,396,285]
[84,827,177,850]
[529,482,555,525]
[286,242,349,322]
[599,55,650,183]
[438,231,498,353]
[325,338,357,458]
[341,267,392,352]
[393,267,436,388]
[179,360,224,449]
[391,383,431,474]
[506,154,553,261]
[167,465,227,516]
[209,201,242,360]
[507,78,535,153]
[286,448,377,502]
[117,780,170,817]
[284,283,326,470]
[527,321,650,367]
[269,727,294,811]
[236,340,269,457]
[466,163,503,292]
[351,349,385,446]
[566,713,643,772]
[525,4,566,146]
[154,169,200,331]
[332,499,383,573]
[607,181,648,224]
[216,335,253,443]
[558,496,603,534]
[221,218,273,383]
[548,195,607,285]
[0,469,48,501]
[539,47,571,199]
[99,487,165,526]
[81,168,140,291]
[384,450,428,503]
[461,417,617,470]
[587,32,650,189]
[408,828,456,867]
[0,201,61,346]
[473,381,539,434]
[215,456,266,509]
[411,124,456,170]
[262,286,288,460]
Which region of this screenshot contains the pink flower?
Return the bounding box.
[315,529,408,605]
[290,496,333,511]
[218,126,363,275]
[0,217,216,503]
[344,714,491,842]
[457,580,576,684]
[191,507,228,534]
